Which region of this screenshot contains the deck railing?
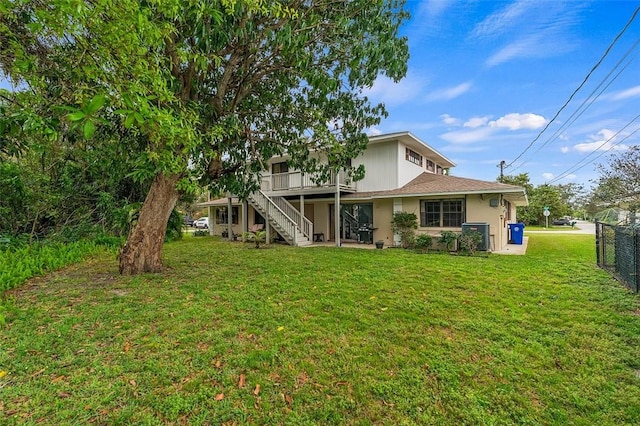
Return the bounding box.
[261,170,355,192]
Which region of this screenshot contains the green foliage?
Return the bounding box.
[500,174,573,225]
[438,230,459,251]
[192,230,209,237]
[414,233,433,252]
[1,0,410,273]
[0,241,105,293]
[242,229,267,248]
[391,211,418,248]
[164,209,183,242]
[594,145,640,212]
[458,230,483,255]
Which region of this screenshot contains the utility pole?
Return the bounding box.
[497,160,506,180]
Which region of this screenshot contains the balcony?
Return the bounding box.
[260,170,356,195]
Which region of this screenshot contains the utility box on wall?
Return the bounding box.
[461,222,490,251]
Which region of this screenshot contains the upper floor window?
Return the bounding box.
[420,199,464,227]
[436,165,443,175]
[272,161,289,174]
[426,160,435,172]
[406,148,423,167]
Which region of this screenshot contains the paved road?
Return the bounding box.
[525,220,595,235]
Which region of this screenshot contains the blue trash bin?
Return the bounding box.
[508,223,525,245]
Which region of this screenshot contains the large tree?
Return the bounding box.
[593,145,640,212]
[0,0,409,274]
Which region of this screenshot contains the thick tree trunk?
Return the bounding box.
[119,173,180,275]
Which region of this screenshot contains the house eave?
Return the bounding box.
[345,188,526,200]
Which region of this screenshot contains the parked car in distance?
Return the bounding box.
[193,217,209,229]
[183,215,194,227]
[552,218,571,226]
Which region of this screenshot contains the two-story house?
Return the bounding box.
[199,132,528,251]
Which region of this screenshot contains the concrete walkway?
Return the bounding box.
[493,237,529,255]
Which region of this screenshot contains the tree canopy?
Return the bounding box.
[499,173,572,225]
[593,145,640,212]
[0,0,410,273]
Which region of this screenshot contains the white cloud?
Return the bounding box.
[573,129,629,153]
[609,85,640,101]
[484,34,552,67]
[440,114,461,126]
[565,174,577,180]
[489,113,547,130]
[440,127,495,144]
[464,116,490,128]
[366,126,382,136]
[426,81,472,102]
[560,146,570,153]
[364,73,426,107]
[471,0,532,39]
[417,0,455,19]
[542,172,554,180]
[474,1,585,67]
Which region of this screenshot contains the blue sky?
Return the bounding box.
[365,0,640,187]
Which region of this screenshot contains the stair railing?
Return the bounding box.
[272,196,313,241]
[248,190,298,244]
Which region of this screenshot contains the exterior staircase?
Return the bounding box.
[247,190,312,246]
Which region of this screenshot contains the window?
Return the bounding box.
[216,206,239,224]
[426,160,435,172]
[405,148,423,167]
[436,165,443,175]
[271,161,289,174]
[420,199,464,227]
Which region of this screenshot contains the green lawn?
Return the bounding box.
[1,235,639,425]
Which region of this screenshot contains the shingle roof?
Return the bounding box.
[344,172,526,199]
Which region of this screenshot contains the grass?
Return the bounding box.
[1,234,639,425]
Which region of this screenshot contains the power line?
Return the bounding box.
[505,6,640,169]
[513,37,640,170]
[545,115,640,184]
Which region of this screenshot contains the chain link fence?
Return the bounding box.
[596,221,639,292]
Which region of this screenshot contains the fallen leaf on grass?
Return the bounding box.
[30,368,46,378]
[253,384,261,395]
[215,360,222,368]
[129,379,137,387]
[51,375,66,383]
[57,391,72,398]
[215,393,224,401]
[0,370,6,378]
[124,342,130,352]
[238,374,246,388]
[283,394,293,405]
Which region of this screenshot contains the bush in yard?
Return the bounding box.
[438,230,459,252]
[391,211,418,249]
[458,230,483,255]
[414,234,433,253]
[243,230,268,249]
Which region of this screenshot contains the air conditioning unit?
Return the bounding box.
[461,222,490,251]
